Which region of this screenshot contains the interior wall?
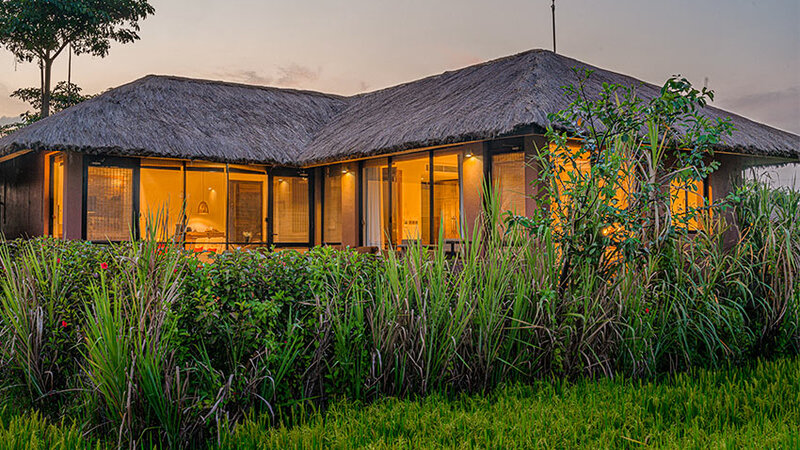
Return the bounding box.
[341,162,359,247]
[461,142,486,237]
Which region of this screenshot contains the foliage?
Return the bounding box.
[0,81,93,136]
[0,0,154,117]
[1,357,796,449]
[222,357,800,449]
[515,70,733,294]
[0,75,796,447]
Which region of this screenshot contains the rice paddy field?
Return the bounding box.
[1,357,797,449]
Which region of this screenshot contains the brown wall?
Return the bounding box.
[461,142,486,237]
[313,167,323,246]
[340,163,359,248]
[0,151,46,239]
[62,151,83,240]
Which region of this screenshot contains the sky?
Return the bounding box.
[0,0,799,136]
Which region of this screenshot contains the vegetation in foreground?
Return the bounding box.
[0,75,796,447]
[0,357,797,449]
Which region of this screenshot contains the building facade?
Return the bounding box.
[1,50,797,249]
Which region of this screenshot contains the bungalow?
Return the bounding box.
[0,49,797,250]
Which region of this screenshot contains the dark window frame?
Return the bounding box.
[82,155,141,242]
[358,148,465,249]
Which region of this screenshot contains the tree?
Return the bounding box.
[0,81,93,136]
[14,81,93,122]
[511,69,734,293]
[0,0,154,118]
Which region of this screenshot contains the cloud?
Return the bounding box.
[219,64,322,88]
[717,86,800,134]
[275,64,321,87]
[223,70,274,85]
[0,115,21,126]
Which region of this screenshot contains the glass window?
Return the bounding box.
[273,175,309,244]
[432,151,461,242]
[492,152,526,215]
[362,158,390,248]
[86,166,134,241]
[551,143,590,223]
[185,162,227,253]
[50,154,64,238]
[228,167,266,246]
[140,159,184,242]
[670,176,710,231]
[323,165,343,244]
[393,153,430,246]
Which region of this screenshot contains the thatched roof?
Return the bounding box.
[0,75,348,165]
[302,49,799,163]
[1,49,797,165]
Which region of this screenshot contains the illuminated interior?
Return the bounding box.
[273,175,309,243]
[551,142,591,223]
[670,176,711,231]
[185,162,227,252]
[139,159,184,241]
[432,151,461,241]
[323,165,343,244]
[491,152,526,214]
[362,158,390,247]
[228,166,267,247]
[361,150,463,248]
[50,154,64,238]
[86,165,134,241]
[393,153,430,245]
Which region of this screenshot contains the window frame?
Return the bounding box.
[82,155,140,242]
[358,148,465,248]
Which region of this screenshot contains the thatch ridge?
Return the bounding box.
[301,49,799,163]
[1,49,797,166]
[0,74,349,165]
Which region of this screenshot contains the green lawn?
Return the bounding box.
[225,358,800,449]
[1,358,797,449]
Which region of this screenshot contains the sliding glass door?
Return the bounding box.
[362,158,390,247]
[84,157,139,241]
[271,170,312,246]
[361,150,463,249]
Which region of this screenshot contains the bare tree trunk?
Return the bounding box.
[41,56,52,118]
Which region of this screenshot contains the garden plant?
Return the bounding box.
[0,74,796,448]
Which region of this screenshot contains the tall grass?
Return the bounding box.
[81,218,191,447]
[0,181,796,445]
[0,240,67,400]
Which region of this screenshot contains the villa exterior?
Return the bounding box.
[0,49,797,250]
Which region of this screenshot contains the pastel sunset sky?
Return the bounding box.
[1,0,798,136]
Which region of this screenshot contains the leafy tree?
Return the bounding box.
[13,81,93,123]
[0,81,92,136]
[0,0,155,118]
[511,69,734,293]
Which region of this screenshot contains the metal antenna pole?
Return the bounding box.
[551,0,557,53]
[68,44,72,85]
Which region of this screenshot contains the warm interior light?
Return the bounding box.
[197,200,210,215]
[341,167,349,174]
[465,152,473,158]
